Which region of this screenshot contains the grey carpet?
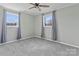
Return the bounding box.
[0,38,79,56]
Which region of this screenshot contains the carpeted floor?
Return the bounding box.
[0,38,79,56]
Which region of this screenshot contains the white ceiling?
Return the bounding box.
[0,3,77,15]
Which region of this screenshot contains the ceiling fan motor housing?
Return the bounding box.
[35,3,39,6]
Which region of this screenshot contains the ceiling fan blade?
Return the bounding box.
[30,3,35,5]
[37,7,41,11]
[29,6,35,9]
[39,5,49,7]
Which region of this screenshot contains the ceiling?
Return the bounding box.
[0,3,77,15]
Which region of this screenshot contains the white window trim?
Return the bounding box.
[5,10,19,27]
[43,13,53,27]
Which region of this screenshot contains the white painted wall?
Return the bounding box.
[56,4,79,46]
[20,12,35,39]
[34,15,42,38]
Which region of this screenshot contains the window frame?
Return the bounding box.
[43,13,53,27]
[5,9,19,27]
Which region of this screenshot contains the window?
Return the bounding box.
[43,13,53,26]
[5,11,19,27]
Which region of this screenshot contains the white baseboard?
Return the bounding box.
[1,36,79,49]
[34,35,41,38]
[55,41,79,49]
[36,37,79,49]
[0,37,33,46]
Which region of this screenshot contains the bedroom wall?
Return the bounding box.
[20,12,35,39]
[56,4,79,47]
[34,15,42,38]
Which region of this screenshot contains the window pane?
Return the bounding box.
[45,16,52,25]
[43,14,53,26]
[5,11,19,26]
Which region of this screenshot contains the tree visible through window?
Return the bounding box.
[5,11,19,26]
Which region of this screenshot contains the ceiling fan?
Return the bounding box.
[29,3,49,11]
